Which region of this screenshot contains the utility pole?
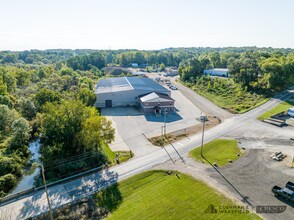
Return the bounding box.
[200,115,208,158]
[163,108,167,135]
[41,165,54,220]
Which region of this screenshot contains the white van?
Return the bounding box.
[155,77,161,82]
[288,108,294,117]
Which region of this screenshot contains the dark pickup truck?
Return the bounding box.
[272,182,294,203]
[286,181,294,191]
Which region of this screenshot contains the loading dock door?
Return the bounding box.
[105,100,112,107]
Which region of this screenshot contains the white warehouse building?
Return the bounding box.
[204,68,229,77]
[95,77,174,113]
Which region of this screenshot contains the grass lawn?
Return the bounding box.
[96,170,260,220]
[189,139,243,166]
[257,101,294,121]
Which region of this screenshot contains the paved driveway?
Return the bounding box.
[173,80,234,120]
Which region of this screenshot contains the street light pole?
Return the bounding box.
[200,115,208,158]
[41,165,54,220]
[163,108,167,135]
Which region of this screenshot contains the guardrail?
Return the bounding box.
[0,164,107,207]
[0,188,36,205]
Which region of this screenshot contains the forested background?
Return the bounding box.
[1,47,294,196]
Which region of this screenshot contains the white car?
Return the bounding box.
[288,108,294,117]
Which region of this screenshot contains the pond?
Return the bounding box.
[10,139,41,194]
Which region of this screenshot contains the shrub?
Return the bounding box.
[0,156,23,177]
[0,173,17,193]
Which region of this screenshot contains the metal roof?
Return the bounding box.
[139,92,174,103]
[95,77,169,94]
[205,68,229,72]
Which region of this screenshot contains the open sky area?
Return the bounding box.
[1,0,294,50]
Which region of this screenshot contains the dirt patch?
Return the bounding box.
[149,116,221,146]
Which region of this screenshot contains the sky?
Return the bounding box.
[0,0,294,51]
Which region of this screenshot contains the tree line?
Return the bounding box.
[3,47,293,68]
[178,51,294,94]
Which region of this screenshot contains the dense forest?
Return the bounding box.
[0,54,114,197]
[1,47,294,196]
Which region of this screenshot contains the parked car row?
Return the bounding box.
[154,76,178,90]
[165,81,177,90]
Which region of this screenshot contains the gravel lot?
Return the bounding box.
[211,149,294,220]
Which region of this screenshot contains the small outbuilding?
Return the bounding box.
[139,92,175,114]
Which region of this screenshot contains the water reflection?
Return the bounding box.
[10,139,41,194]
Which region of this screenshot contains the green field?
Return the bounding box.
[257,101,294,121]
[190,139,243,166]
[95,171,260,220]
[182,78,269,113]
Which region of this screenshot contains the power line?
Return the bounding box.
[41,161,107,183]
[43,153,105,170]
[43,150,102,167]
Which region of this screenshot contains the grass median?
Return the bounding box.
[257,101,294,121]
[189,139,244,166]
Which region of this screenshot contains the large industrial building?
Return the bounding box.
[95,77,175,113]
[204,68,229,77]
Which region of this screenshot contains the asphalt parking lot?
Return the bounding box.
[101,89,202,157]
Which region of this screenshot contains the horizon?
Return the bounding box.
[1,0,294,51]
[2,45,294,53]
